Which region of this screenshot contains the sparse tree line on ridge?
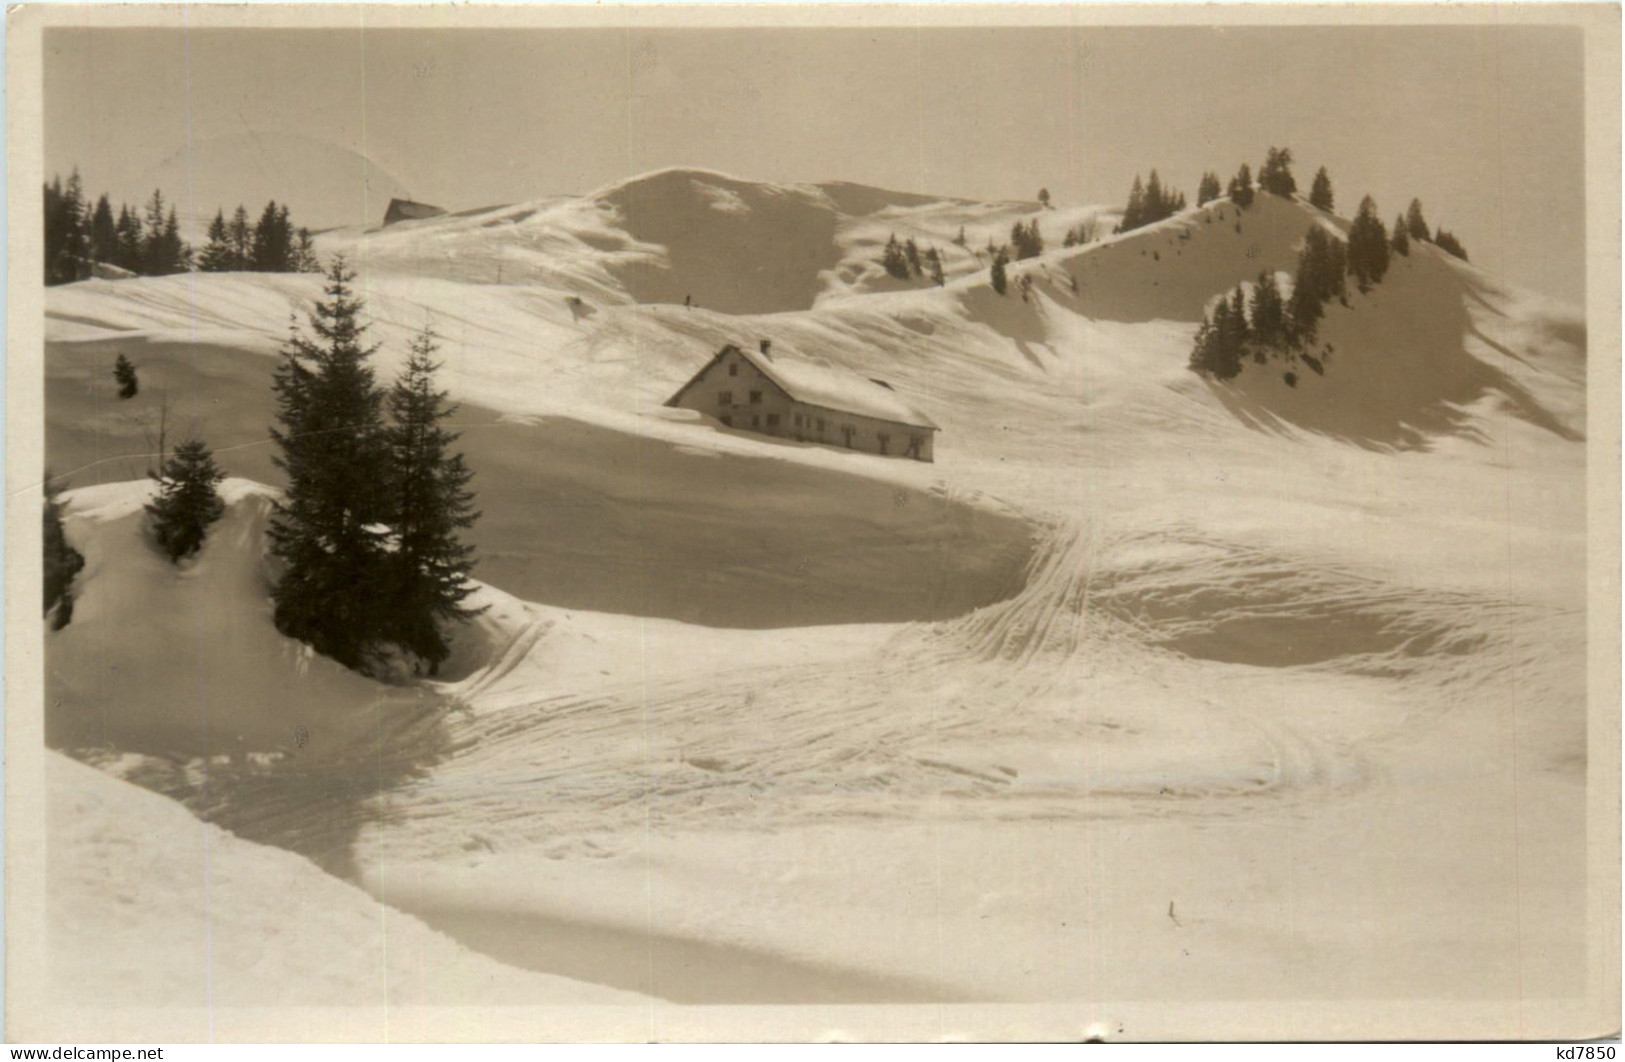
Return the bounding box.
[1186,150,1469,384]
[45,257,484,682]
[44,167,320,285]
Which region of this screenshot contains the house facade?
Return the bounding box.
[666,341,938,462]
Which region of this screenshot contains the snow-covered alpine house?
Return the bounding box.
[666,341,939,461]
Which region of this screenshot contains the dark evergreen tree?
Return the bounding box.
[1189,297,1244,380]
[1249,271,1287,348]
[1405,198,1430,242]
[1390,214,1411,257]
[1197,171,1222,207]
[1037,188,1051,209]
[89,194,117,265]
[953,225,967,247]
[1433,227,1469,261]
[904,237,923,277]
[141,190,169,274]
[1346,195,1391,292]
[1011,219,1044,259]
[253,201,287,271]
[43,474,85,630]
[145,439,226,563]
[114,354,139,399]
[43,170,90,284]
[382,326,484,672]
[266,257,394,671]
[1119,174,1145,232]
[1259,147,1297,197]
[990,249,1009,295]
[1227,163,1256,208]
[1309,167,1334,212]
[197,209,236,272]
[42,175,64,284]
[113,203,144,273]
[229,205,253,269]
[925,246,945,286]
[295,228,321,273]
[880,233,911,279]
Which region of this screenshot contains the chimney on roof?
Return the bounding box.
[759,339,773,358]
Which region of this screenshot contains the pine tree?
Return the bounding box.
[1197,171,1222,207]
[953,225,967,247]
[1309,167,1335,212]
[43,175,64,284]
[1433,227,1469,261]
[382,326,484,673]
[197,209,235,271]
[880,233,911,279]
[1286,226,1346,342]
[145,439,227,563]
[114,354,139,399]
[1119,174,1145,233]
[1037,188,1051,209]
[295,228,321,272]
[61,169,90,281]
[164,207,189,273]
[89,194,117,265]
[1224,285,1251,357]
[1011,219,1044,259]
[1406,198,1430,242]
[1191,298,1244,380]
[141,189,169,275]
[925,246,945,286]
[904,237,923,277]
[990,249,1009,295]
[229,205,253,269]
[1249,271,1286,348]
[1346,195,1391,292]
[43,473,85,630]
[114,204,144,273]
[267,257,394,670]
[1227,163,1255,208]
[1259,147,1297,198]
[43,170,90,284]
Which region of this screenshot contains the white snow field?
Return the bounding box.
[40,170,1591,1034]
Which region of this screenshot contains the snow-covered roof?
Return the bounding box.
[670,343,939,431]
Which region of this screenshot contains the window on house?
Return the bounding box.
[878,433,890,454]
[842,425,855,447]
[905,435,923,458]
[729,364,739,376]
[750,390,763,404]
[718,391,732,405]
[720,415,733,427]
[752,414,761,428]
[816,418,826,432]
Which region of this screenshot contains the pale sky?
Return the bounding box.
[45,24,1585,302]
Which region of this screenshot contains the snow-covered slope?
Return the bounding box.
[37,171,1592,1018]
[38,749,644,1033]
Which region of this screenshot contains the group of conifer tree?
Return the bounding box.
[1114,170,1187,233]
[195,201,320,273]
[44,167,320,285]
[48,258,483,681]
[1189,197,1406,380]
[880,233,946,285]
[45,170,188,284]
[267,258,482,675]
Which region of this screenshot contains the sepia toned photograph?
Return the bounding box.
[7,3,1620,1043]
